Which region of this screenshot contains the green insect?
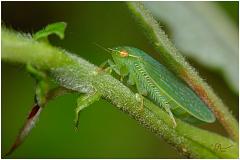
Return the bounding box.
[100,46,215,126]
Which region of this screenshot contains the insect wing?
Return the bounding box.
[143,57,215,123]
[125,47,215,123]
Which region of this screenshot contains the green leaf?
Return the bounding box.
[33,22,67,41]
[143,2,238,93]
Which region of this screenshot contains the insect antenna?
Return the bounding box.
[93,43,112,54]
[93,43,122,55]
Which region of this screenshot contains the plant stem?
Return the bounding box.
[127,2,239,142]
[2,27,238,158]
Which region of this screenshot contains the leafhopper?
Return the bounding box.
[103,46,216,126]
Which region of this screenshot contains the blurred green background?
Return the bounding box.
[2,2,238,158]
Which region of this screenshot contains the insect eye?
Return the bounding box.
[119,50,128,57]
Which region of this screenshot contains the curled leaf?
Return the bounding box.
[33,22,67,41]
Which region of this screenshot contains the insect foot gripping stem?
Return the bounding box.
[74,92,101,130]
[135,93,144,112]
[97,59,118,74]
[163,105,177,128]
[96,60,109,73]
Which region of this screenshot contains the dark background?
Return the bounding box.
[2,2,238,158]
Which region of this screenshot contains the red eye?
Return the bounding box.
[119,50,128,57]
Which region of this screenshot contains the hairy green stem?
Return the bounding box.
[127,2,239,142]
[2,28,238,158]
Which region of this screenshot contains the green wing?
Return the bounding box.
[127,47,215,123]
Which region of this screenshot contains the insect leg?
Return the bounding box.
[154,92,176,127]
[162,104,177,127]
[127,72,135,85]
[98,59,120,75]
[97,60,110,73]
[74,91,101,130]
[135,93,144,112]
[134,79,148,111]
[107,59,121,75]
[99,60,109,69]
[108,60,129,82]
[135,79,148,96]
